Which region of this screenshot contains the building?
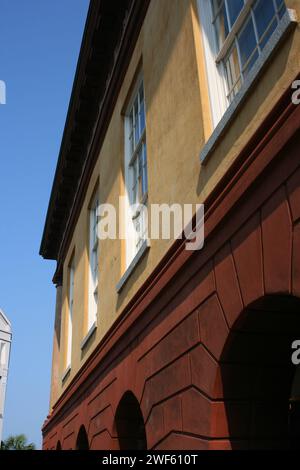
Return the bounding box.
[41,0,300,450]
[0,309,12,444]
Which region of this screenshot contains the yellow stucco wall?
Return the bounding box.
[52,0,300,407]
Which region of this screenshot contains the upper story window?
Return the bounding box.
[88,191,99,330]
[124,76,148,267]
[0,341,6,367]
[198,0,287,126]
[66,257,74,370]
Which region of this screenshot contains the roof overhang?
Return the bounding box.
[0,309,11,334]
[40,0,150,269]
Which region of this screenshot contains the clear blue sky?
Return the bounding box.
[0,0,89,448]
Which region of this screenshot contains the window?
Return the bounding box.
[66,258,74,370]
[88,192,99,330]
[0,342,6,366]
[199,0,287,126]
[124,76,148,267]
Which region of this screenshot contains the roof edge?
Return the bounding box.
[0,308,12,331]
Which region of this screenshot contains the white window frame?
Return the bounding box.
[88,191,99,331]
[0,341,6,367]
[66,258,74,370]
[124,74,148,268]
[197,0,287,128]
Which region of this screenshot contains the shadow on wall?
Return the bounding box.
[220,295,300,450]
[76,425,89,450]
[115,391,147,450]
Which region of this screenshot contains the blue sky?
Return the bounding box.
[0,0,89,448]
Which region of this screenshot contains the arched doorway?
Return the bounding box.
[219,295,300,449]
[56,440,62,450]
[115,391,147,450]
[76,425,89,450]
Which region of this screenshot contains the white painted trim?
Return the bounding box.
[124,74,148,268]
[197,0,228,127]
[0,309,11,330]
[66,260,74,370]
[116,239,150,293]
[81,321,97,350]
[0,309,11,443]
[88,192,99,331]
[125,69,144,117]
[124,112,137,267]
[61,365,71,383]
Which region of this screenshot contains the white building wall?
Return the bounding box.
[0,309,12,443]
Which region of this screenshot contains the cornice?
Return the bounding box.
[40,0,150,266]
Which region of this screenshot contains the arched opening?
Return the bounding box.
[75,425,89,450]
[56,440,62,451]
[115,391,147,450]
[220,295,300,449]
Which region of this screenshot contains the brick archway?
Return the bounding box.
[55,440,62,450]
[115,391,147,450]
[76,425,89,450]
[213,295,300,450]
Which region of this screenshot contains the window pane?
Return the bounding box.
[278,5,285,18]
[139,83,144,104]
[140,99,145,134]
[227,0,244,27]
[276,0,286,18]
[212,0,223,16]
[238,18,257,71]
[0,343,6,365]
[138,149,143,201]
[91,251,96,281]
[243,49,259,77]
[225,45,242,101]
[132,158,138,204]
[92,209,97,246]
[129,133,134,157]
[276,0,285,8]
[134,214,141,250]
[132,183,137,205]
[129,110,134,134]
[253,0,276,49]
[214,3,229,50]
[259,18,277,50]
[126,77,148,261]
[142,144,148,196]
[134,97,139,145]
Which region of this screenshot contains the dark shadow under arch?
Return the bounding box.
[56,440,62,451]
[115,391,147,450]
[220,295,300,449]
[76,425,89,450]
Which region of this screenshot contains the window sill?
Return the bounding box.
[61,365,71,383]
[81,321,97,350]
[200,8,298,164]
[116,239,150,293]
